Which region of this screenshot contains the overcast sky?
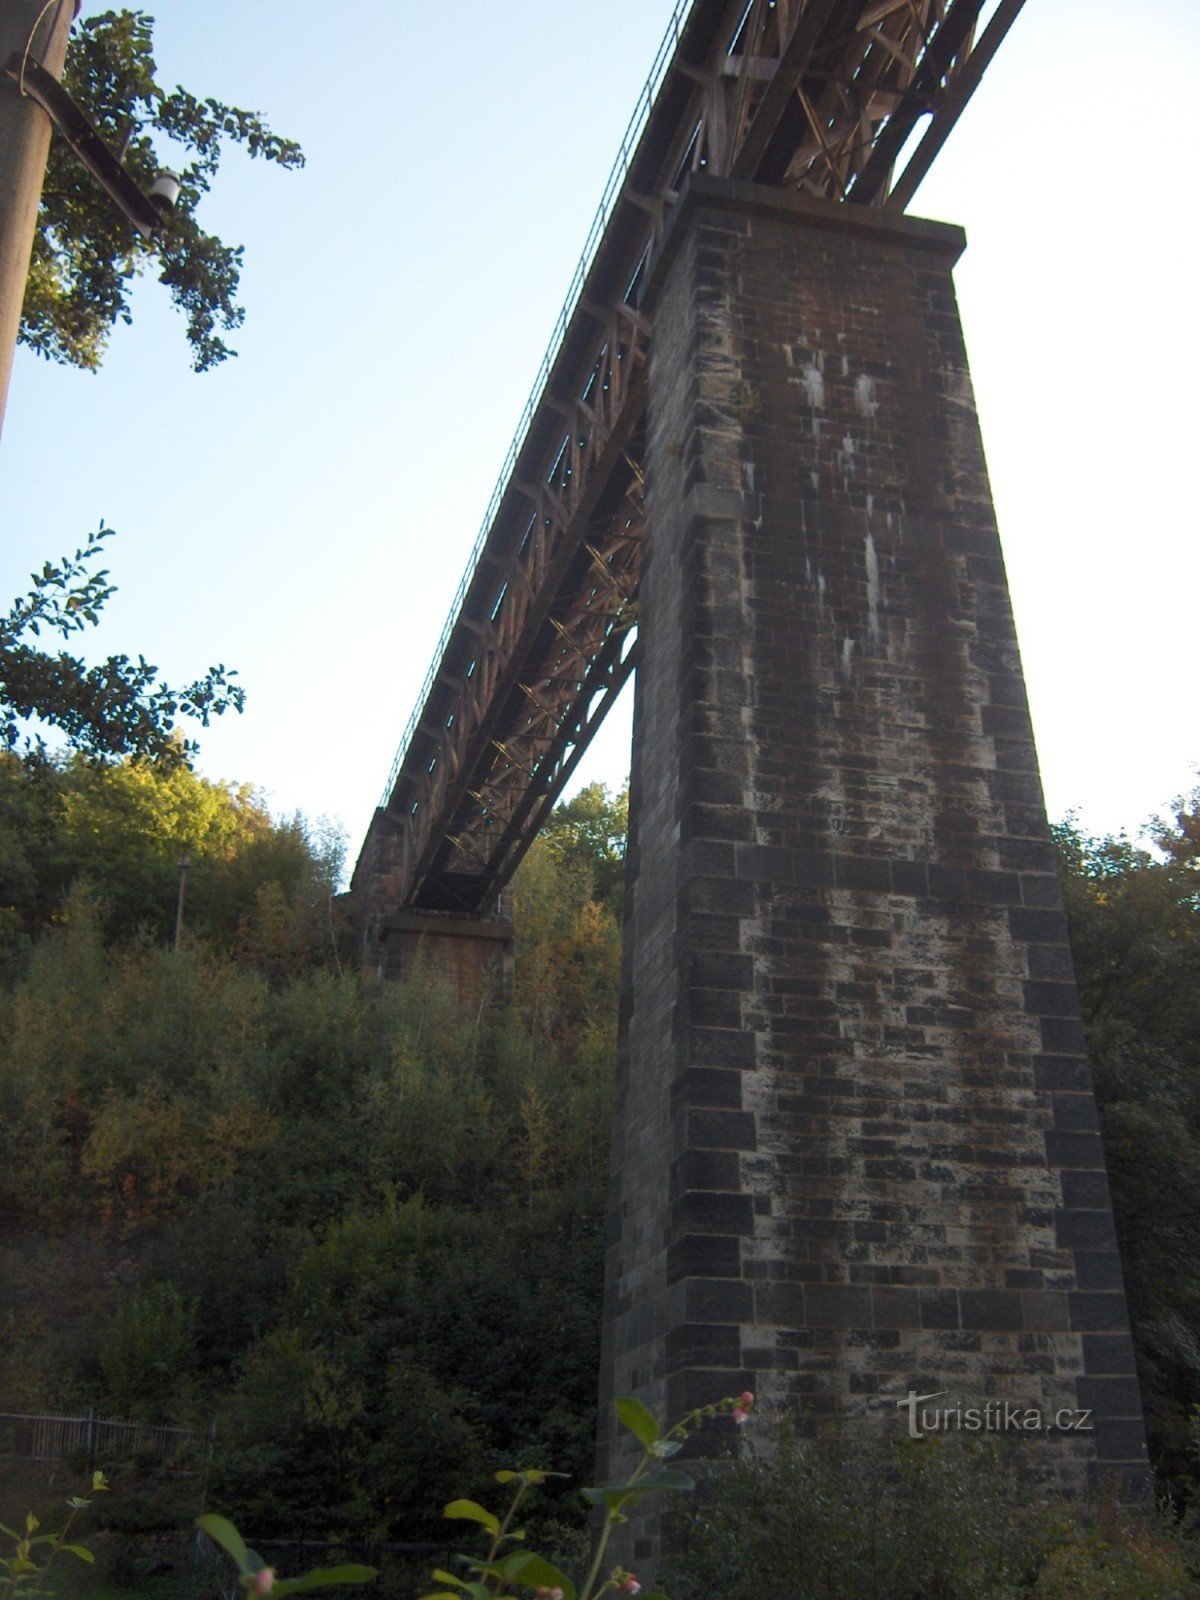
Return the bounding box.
[2,0,1197,866]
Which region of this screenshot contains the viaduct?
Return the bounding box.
[349,0,1148,1567]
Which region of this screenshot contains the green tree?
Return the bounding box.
[1054,803,1200,1499]
[1,524,244,765]
[0,743,341,955]
[22,8,304,372]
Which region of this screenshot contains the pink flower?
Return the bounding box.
[251,1570,276,1596]
[615,1574,641,1595]
[534,1588,563,1600]
[732,1389,755,1425]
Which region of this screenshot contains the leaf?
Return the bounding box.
[196,1514,253,1575]
[58,1546,94,1564]
[615,1397,660,1449]
[501,1552,576,1599]
[629,1469,694,1493]
[579,1486,642,1513]
[272,1564,376,1595]
[443,1501,500,1537]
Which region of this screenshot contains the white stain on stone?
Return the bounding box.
[855,373,879,419]
[865,531,881,645]
[841,636,854,682]
[741,460,756,493]
[802,363,825,407]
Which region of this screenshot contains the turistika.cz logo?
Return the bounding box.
[896,1390,1094,1440]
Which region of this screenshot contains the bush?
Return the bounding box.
[665,1429,1199,1600]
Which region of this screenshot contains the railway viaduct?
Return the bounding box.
[349,0,1148,1567]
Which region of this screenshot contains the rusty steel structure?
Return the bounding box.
[353,0,1025,923]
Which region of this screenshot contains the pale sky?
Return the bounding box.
[2,0,1197,864]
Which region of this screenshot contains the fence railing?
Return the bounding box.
[0,1409,204,1472]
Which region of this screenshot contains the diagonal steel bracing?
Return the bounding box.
[354,0,1024,921]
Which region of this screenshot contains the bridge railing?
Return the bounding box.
[378,0,696,810]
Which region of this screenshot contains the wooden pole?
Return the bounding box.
[0,0,74,442]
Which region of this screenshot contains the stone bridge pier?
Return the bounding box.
[597,178,1146,1571]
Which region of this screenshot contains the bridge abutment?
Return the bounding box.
[598,178,1145,1569]
[350,809,513,1001]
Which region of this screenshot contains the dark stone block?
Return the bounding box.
[672,1190,755,1237]
[1044,1131,1105,1170]
[665,1321,743,1369]
[1091,1418,1150,1464]
[755,1283,806,1325]
[792,851,835,887]
[688,1109,758,1150]
[872,1287,921,1329]
[690,988,743,1028]
[685,1278,754,1322]
[1022,1292,1070,1332]
[1075,1375,1145,1416]
[673,1149,742,1194]
[1082,1334,1139,1374]
[1061,1171,1112,1210]
[966,868,1021,904]
[666,1234,742,1283]
[1041,1017,1089,1053]
[1024,980,1082,1017]
[834,854,892,894]
[1069,1293,1132,1332]
[1008,907,1069,944]
[959,1290,1024,1331]
[689,1027,757,1068]
[1036,1060,1093,1093]
[919,1289,960,1329]
[805,1285,873,1329]
[672,1067,744,1109]
[1055,1209,1117,1251]
[890,859,929,897]
[690,952,755,990]
[1075,1254,1126,1292]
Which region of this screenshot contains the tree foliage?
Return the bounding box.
[1054,796,1200,1498]
[0,523,245,764]
[22,8,304,372]
[0,775,624,1546]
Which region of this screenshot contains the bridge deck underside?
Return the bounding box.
[357,0,1025,918]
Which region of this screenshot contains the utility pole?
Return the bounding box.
[0,0,75,441]
[174,851,191,952]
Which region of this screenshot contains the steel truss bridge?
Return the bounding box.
[353,0,1024,920]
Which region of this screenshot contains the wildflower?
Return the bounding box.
[252,1568,276,1595]
[613,1570,642,1594]
[732,1389,755,1424]
[534,1589,563,1600]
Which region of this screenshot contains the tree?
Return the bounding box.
[0,523,243,763]
[1054,804,1200,1499]
[21,8,304,372]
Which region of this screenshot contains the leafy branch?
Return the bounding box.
[0,523,244,761]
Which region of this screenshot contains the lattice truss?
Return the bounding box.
[375,0,1023,914]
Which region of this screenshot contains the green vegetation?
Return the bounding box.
[0,760,626,1562]
[23,9,304,373]
[3,752,1200,1598]
[667,1430,1199,1600]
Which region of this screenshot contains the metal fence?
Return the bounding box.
[0,1409,204,1472]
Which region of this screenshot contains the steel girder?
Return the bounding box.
[360,0,1024,916]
